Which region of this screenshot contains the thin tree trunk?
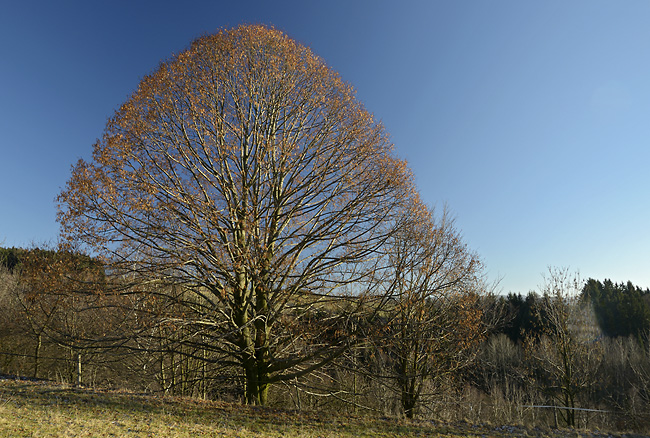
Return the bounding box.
[76,351,82,387]
[33,332,42,379]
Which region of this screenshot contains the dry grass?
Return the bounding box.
[0,377,625,437]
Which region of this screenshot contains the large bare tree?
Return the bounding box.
[57,25,416,404]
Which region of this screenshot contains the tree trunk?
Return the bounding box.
[243,357,269,405]
[33,332,42,379]
[402,386,417,420]
[76,351,82,387]
[235,271,272,405]
[399,354,418,419]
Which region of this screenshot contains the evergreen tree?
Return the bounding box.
[499,292,545,344]
[582,279,650,341]
[0,247,22,272]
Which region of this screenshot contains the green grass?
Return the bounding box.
[0,378,612,437]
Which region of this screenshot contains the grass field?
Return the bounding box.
[0,377,627,437]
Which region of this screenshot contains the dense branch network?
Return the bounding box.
[58,25,416,404]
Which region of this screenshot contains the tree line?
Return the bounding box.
[4,247,650,430]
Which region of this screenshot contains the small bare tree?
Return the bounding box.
[527,267,603,428]
[15,246,116,385]
[368,204,486,418]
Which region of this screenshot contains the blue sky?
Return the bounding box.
[1,1,649,294]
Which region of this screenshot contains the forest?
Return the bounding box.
[2,246,650,432]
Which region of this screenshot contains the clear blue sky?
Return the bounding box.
[2,1,649,294]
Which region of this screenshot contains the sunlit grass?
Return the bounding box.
[0,378,591,437]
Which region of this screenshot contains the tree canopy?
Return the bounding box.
[57,25,417,404]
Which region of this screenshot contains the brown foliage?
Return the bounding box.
[57,25,417,404]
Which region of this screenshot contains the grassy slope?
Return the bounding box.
[0,378,622,437]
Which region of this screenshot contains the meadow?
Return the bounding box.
[0,377,626,438]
